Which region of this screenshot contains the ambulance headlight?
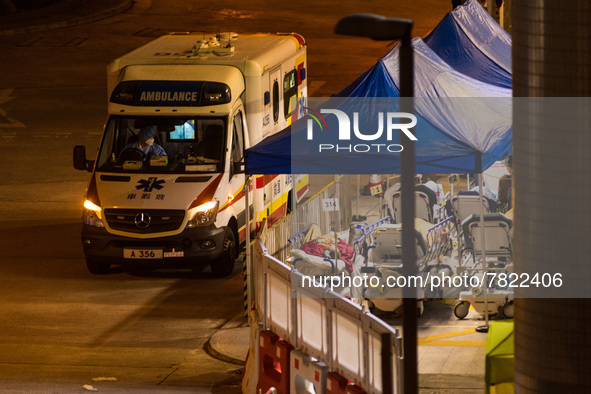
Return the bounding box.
[83,199,104,228]
[187,200,219,228]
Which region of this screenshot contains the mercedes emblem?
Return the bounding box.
[134,212,151,229]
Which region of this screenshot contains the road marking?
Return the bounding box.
[0,89,25,128]
[18,36,88,47]
[133,27,169,37]
[34,132,72,138]
[418,328,486,347]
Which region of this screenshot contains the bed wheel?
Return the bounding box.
[454,301,470,319]
[501,301,514,318]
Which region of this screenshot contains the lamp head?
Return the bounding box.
[334,14,413,41]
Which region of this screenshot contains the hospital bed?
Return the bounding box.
[454,213,514,319]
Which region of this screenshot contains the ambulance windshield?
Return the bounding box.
[96,116,227,174]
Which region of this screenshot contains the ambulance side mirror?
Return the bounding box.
[232,160,245,178]
[73,145,94,172]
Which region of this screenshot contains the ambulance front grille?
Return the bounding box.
[104,209,186,234]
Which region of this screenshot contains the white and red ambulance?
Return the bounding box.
[74,32,308,275]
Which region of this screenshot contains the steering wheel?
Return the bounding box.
[116,147,148,165]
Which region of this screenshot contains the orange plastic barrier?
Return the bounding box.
[256,330,294,394]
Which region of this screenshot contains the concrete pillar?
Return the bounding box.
[512,1,591,392]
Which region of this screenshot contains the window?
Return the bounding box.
[283,69,298,118]
[169,120,195,140]
[96,115,226,174]
[232,111,245,170]
[272,80,279,123]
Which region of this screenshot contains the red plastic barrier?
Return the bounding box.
[256,330,294,394]
[326,372,367,394]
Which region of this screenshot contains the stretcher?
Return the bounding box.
[362,223,427,316]
[391,189,437,224]
[454,213,514,319]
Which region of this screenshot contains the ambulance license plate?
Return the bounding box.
[123,249,163,259]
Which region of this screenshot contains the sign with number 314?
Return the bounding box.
[322,198,340,212]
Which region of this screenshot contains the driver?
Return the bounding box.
[128,125,166,156]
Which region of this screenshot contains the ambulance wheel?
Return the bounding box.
[86,258,110,274]
[211,228,236,277]
[454,301,470,319]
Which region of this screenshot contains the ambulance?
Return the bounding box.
[73,32,308,275]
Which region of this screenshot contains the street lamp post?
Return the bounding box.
[335,14,417,394]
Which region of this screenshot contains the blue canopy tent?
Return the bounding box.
[245,38,512,176]
[244,11,512,336]
[423,0,512,89]
[244,123,293,175]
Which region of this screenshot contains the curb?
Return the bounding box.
[205,312,250,365]
[0,0,133,37]
[204,336,247,366]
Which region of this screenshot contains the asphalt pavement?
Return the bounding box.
[0,0,132,36]
[0,3,490,392]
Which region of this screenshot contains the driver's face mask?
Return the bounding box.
[145,137,154,146]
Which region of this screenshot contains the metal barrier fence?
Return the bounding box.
[292,175,352,237]
[262,175,352,263]
[251,237,403,393]
[260,213,292,263]
[247,175,403,392]
[424,216,455,263]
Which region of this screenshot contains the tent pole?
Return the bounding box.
[476,172,489,332]
[244,176,252,317]
[384,175,390,218]
[335,174,340,232]
[357,174,360,218]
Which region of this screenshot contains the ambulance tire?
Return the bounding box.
[86,258,110,274]
[211,228,236,277]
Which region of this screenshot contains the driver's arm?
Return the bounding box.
[153,144,167,156]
